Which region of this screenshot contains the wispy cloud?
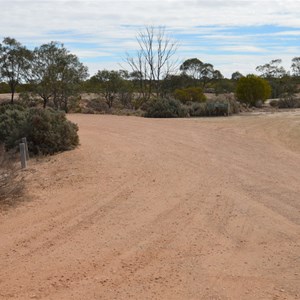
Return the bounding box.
[1,0,300,77]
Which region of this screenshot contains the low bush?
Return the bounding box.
[186,96,239,117]
[269,99,279,107]
[277,96,300,108]
[0,104,79,155]
[0,104,28,146]
[85,98,110,113]
[144,97,188,118]
[187,102,208,117]
[18,92,42,108]
[206,101,230,116]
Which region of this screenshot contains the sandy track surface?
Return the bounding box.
[1,112,300,299]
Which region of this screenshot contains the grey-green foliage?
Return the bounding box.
[256,59,286,79]
[278,95,300,108]
[0,104,27,144]
[144,97,188,118]
[90,69,132,108]
[0,104,79,155]
[187,101,231,117]
[187,102,208,117]
[31,42,89,111]
[291,57,300,77]
[0,37,32,103]
[179,58,223,88]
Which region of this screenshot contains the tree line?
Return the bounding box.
[1,27,300,112]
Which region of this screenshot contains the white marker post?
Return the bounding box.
[20,143,27,169]
[21,137,29,160]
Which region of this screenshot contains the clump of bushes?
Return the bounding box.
[277,95,300,108]
[0,104,79,155]
[269,99,279,107]
[144,97,188,118]
[0,104,27,144]
[84,98,110,114]
[187,102,208,117]
[143,96,239,118]
[189,101,230,117]
[186,96,239,117]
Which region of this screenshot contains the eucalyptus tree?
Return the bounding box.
[31,42,88,111]
[90,69,131,108]
[256,59,286,79]
[255,59,296,98]
[179,58,223,88]
[231,71,244,81]
[0,37,32,103]
[291,57,300,77]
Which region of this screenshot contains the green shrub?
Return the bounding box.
[174,87,206,104]
[235,75,271,106]
[277,96,300,108]
[0,104,28,146]
[144,97,188,118]
[0,105,79,155]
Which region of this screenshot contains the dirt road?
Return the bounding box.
[1,112,300,299]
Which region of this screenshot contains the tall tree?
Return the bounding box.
[291,57,300,77]
[231,71,244,81]
[125,26,178,100]
[256,59,286,79]
[90,70,130,109]
[31,42,88,111]
[0,37,32,103]
[179,58,223,88]
[256,59,296,98]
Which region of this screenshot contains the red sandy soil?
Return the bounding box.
[0,111,300,299]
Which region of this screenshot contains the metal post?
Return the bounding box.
[20,143,27,169]
[21,137,29,160]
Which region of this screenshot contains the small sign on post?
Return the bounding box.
[20,143,27,169]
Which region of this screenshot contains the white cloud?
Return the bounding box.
[219,46,267,53]
[1,0,300,77]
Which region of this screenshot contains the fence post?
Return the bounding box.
[21,137,29,160]
[20,143,27,169]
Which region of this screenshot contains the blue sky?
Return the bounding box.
[1,0,300,78]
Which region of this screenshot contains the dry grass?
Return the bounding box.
[0,145,24,209]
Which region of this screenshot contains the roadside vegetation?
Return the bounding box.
[0,26,300,159]
[0,104,79,155]
[1,27,300,119]
[0,26,299,207]
[0,145,24,208]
